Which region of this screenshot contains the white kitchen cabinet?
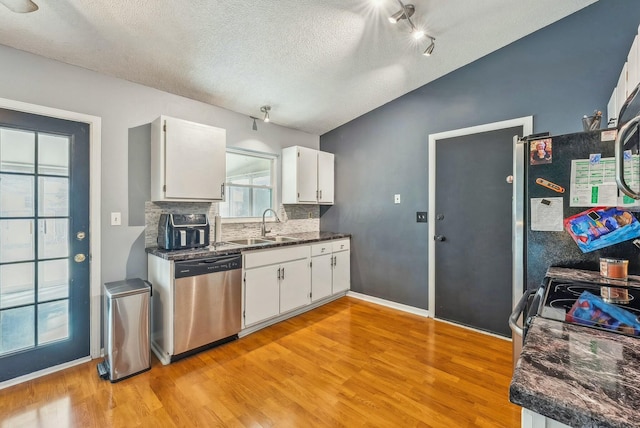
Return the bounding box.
[279,258,312,313]
[151,115,226,202]
[607,89,617,128]
[244,265,280,326]
[616,63,628,120]
[521,408,570,428]
[243,245,311,327]
[317,151,335,204]
[311,239,350,300]
[282,146,334,205]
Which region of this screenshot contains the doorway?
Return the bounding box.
[428,117,533,337]
[0,99,101,385]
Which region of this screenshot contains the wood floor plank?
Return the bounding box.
[0,297,521,427]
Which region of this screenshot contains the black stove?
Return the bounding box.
[532,267,640,337]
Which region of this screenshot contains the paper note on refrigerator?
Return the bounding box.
[569,155,640,207]
[530,197,564,231]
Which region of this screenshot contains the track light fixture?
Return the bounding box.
[0,0,39,13]
[387,0,436,57]
[260,106,271,123]
[250,116,258,131]
[388,3,414,24]
[423,37,435,56]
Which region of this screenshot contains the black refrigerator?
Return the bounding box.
[519,129,640,292]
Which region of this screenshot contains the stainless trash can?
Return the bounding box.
[97,278,151,382]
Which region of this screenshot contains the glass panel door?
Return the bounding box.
[0,108,90,382]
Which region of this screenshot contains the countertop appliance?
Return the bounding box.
[158,213,209,250]
[510,123,640,366]
[170,254,242,361]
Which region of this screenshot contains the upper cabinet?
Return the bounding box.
[608,31,640,127]
[151,116,226,202]
[282,146,334,205]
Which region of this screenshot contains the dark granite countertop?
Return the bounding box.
[146,231,351,261]
[510,316,640,428]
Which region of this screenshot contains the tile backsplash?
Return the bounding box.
[145,202,320,248]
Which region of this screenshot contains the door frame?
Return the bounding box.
[0,98,102,371]
[428,116,532,319]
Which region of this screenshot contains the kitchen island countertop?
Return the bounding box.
[510,316,640,428]
[146,231,351,261]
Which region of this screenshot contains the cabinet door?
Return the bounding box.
[332,250,350,294]
[311,254,333,302]
[318,151,334,205]
[279,258,311,313]
[164,117,226,200]
[244,265,280,326]
[297,147,319,203]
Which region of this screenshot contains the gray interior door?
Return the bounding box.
[434,126,522,337]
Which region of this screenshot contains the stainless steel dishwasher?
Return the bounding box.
[172,254,242,360]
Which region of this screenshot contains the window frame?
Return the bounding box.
[220,148,278,223]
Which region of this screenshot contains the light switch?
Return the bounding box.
[394,194,401,204]
[111,212,121,226]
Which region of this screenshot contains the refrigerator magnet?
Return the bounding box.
[536,178,565,193]
[530,138,552,165]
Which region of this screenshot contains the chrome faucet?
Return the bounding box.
[261,208,281,237]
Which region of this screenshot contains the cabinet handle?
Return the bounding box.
[281,267,285,280]
[221,183,225,199]
[277,267,281,280]
[319,190,322,200]
[333,256,337,266]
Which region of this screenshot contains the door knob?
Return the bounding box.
[74,254,86,263]
[436,214,444,221]
[434,235,446,242]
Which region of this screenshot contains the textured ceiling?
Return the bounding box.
[0,0,597,135]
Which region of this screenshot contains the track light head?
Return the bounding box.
[260,106,271,123]
[423,38,435,56]
[0,0,39,13]
[388,4,414,24]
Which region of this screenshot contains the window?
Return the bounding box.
[219,149,276,218]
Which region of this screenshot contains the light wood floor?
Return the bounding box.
[0,297,521,427]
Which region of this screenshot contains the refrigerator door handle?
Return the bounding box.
[615,115,640,199]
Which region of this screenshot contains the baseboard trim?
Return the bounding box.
[0,356,93,390]
[347,291,431,318]
[434,317,512,341]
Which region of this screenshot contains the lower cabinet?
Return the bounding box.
[311,239,350,301]
[243,245,311,327]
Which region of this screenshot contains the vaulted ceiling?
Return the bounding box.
[0,0,597,134]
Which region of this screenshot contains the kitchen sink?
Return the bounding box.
[225,238,272,246]
[262,236,300,243]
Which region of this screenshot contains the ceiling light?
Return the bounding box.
[250,116,258,131]
[423,38,435,56]
[412,29,425,40]
[260,106,271,123]
[0,0,38,13]
[388,4,414,24]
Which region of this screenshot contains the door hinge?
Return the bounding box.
[243,272,246,283]
[163,184,166,192]
[243,310,245,319]
[309,260,312,268]
[309,292,312,299]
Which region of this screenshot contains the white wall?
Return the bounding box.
[0,44,319,284]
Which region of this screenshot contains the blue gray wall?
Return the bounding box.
[320,0,640,309]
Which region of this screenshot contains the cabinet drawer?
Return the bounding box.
[311,242,332,257]
[332,239,350,252]
[244,245,310,269]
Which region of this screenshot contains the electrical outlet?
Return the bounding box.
[394,194,401,204]
[416,212,428,223]
[111,212,121,226]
